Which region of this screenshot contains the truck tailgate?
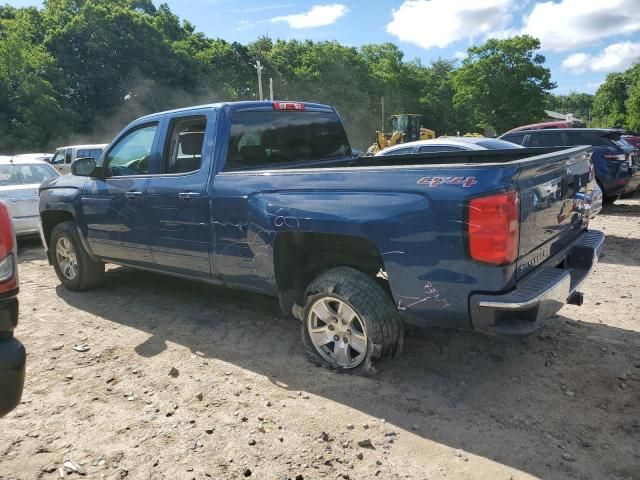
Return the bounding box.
[516,146,594,279]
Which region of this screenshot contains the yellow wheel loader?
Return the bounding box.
[366,114,435,155]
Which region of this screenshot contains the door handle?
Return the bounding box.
[178,192,201,200]
[124,191,143,199]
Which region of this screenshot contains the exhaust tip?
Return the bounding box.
[567,292,584,306]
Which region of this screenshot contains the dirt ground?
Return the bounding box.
[1,195,639,480]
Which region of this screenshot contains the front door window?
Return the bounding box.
[104,124,158,177]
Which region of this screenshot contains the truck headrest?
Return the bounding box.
[180,132,204,155]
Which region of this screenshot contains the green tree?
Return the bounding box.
[590,73,628,128]
[625,65,640,131]
[545,92,594,121]
[452,35,555,133]
[0,7,74,151]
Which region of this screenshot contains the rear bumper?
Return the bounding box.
[0,297,25,418]
[470,230,605,335]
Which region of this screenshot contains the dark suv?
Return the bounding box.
[500,129,640,202]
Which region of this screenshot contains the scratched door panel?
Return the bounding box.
[81,177,154,263]
[145,111,215,276]
[146,177,210,275]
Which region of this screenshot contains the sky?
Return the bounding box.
[6,0,640,94]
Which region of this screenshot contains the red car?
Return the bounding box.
[504,119,586,135]
[609,129,640,148]
[0,201,26,417]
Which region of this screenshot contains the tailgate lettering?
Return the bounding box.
[417,176,478,188]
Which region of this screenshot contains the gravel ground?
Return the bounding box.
[1,194,639,480]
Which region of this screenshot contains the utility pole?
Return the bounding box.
[269,77,274,101]
[381,96,385,131]
[254,60,264,101]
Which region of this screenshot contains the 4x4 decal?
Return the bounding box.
[417,176,478,188]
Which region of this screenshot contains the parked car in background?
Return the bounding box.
[50,144,108,175]
[0,157,59,236]
[503,120,586,134]
[609,129,640,149]
[375,137,523,155]
[500,129,640,202]
[0,201,26,417]
[12,153,53,163]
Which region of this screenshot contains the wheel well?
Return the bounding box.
[274,232,386,315]
[41,210,74,248]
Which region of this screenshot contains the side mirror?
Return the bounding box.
[71,157,98,177]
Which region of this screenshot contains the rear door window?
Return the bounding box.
[77,148,104,160]
[529,132,566,147]
[0,165,21,186]
[162,116,206,174]
[225,110,351,171]
[565,131,616,147]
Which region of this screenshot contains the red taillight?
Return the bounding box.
[603,153,627,161]
[273,101,305,111]
[0,202,17,293]
[467,191,520,265]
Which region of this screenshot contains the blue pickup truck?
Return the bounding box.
[39,101,604,374]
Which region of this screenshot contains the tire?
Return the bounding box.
[597,180,617,205]
[50,221,104,291]
[301,266,404,375]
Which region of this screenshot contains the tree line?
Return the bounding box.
[588,63,640,131]
[0,0,633,153]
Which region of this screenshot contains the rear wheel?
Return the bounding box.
[51,221,104,291]
[301,267,403,375]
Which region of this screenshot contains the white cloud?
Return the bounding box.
[386,0,513,49]
[562,42,640,73]
[271,4,348,29]
[523,0,640,52]
[454,51,466,60]
[561,53,591,73]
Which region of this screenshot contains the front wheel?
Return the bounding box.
[51,221,105,291]
[301,267,403,375]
